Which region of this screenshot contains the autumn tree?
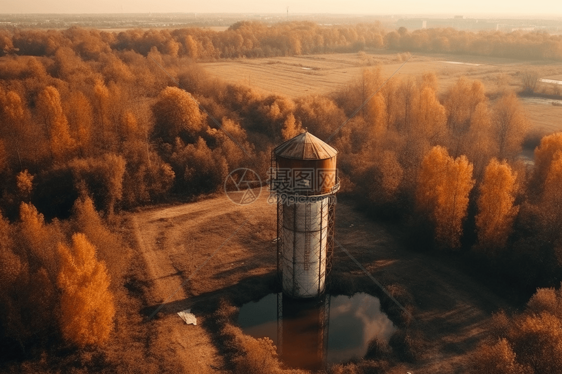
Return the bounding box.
[367,150,404,205]
[367,92,388,149]
[0,90,28,169]
[379,76,401,130]
[538,151,562,245]
[57,233,115,347]
[70,197,131,289]
[169,137,228,194]
[152,86,205,143]
[69,153,127,215]
[184,35,199,59]
[0,203,64,350]
[475,159,519,251]
[16,170,34,202]
[492,92,529,160]
[460,102,497,179]
[411,86,447,143]
[93,79,110,145]
[444,77,487,135]
[417,146,475,248]
[281,113,301,140]
[419,72,439,92]
[397,78,418,130]
[65,90,93,157]
[294,95,346,140]
[474,285,562,374]
[18,202,62,282]
[472,338,530,374]
[207,117,253,169]
[533,132,562,194]
[37,86,76,163]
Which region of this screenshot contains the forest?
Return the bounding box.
[1,23,562,373]
[2,22,562,61]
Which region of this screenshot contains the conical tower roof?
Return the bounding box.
[274,131,337,160]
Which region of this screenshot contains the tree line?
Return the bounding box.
[2,22,562,61]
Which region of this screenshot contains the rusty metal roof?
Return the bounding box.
[274,131,337,160]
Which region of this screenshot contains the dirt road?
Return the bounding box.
[127,191,513,373]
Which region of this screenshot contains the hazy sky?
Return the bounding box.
[1,0,562,16]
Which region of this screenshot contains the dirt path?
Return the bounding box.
[128,198,242,374]
[127,191,277,373]
[128,191,513,373]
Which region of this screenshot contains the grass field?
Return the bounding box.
[199,51,562,133]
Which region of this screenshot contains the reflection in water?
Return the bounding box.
[237,292,396,369]
[328,293,396,364]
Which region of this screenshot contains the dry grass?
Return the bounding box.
[200,51,562,134]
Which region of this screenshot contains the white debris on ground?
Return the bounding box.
[177,309,197,325]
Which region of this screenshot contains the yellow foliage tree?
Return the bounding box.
[475,159,519,251]
[57,233,115,347]
[417,146,475,248]
[411,86,447,143]
[0,90,28,169]
[37,86,76,163]
[94,79,110,138]
[65,90,93,157]
[534,132,562,194]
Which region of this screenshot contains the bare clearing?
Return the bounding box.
[125,190,514,373]
[199,52,562,133]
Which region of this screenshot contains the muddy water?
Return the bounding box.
[520,96,562,106]
[237,292,396,369]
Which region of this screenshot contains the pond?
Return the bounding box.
[237,292,396,370]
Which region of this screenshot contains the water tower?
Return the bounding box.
[270,130,339,298]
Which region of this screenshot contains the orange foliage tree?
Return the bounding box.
[57,233,115,347]
[0,90,28,169]
[152,86,204,143]
[65,90,93,157]
[461,102,497,179]
[417,146,475,248]
[533,132,562,194]
[475,159,519,251]
[37,86,76,163]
